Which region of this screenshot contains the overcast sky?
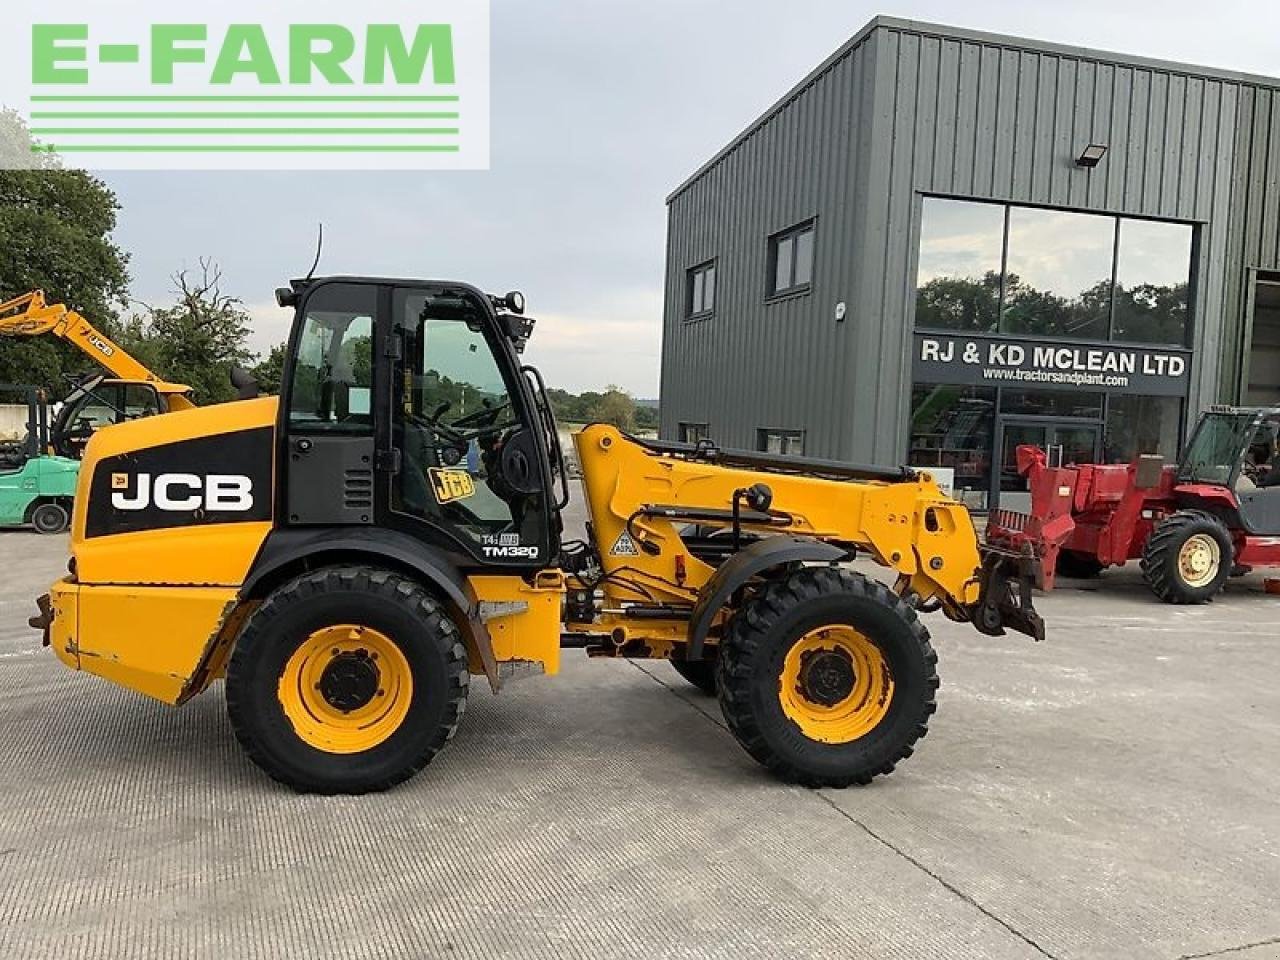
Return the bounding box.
[103,0,1280,397]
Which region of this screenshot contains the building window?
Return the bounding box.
[757,428,805,455]
[916,198,1193,347]
[1003,207,1115,341]
[909,384,995,509]
[686,261,716,319]
[1103,395,1183,463]
[1112,219,1194,345]
[679,422,710,443]
[768,221,815,297]
[915,199,1004,333]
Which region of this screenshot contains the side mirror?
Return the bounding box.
[230,366,260,401]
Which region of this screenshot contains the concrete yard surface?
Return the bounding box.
[0,530,1278,960]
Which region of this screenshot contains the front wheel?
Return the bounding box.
[226,566,469,794]
[1140,510,1234,604]
[30,502,69,535]
[716,566,938,787]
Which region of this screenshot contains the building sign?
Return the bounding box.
[912,332,1190,397]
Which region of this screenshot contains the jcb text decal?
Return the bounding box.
[429,468,476,504]
[111,472,254,512]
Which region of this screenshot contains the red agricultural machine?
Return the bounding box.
[987,406,1280,603]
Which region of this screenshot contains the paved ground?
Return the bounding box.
[1,523,1278,960]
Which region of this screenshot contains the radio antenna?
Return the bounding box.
[304,223,324,281]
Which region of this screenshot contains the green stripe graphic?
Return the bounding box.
[31,95,459,103]
[31,128,460,136]
[33,144,463,153]
[31,111,459,120]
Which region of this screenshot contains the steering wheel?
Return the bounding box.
[451,400,513,436]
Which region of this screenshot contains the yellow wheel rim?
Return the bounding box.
[277,624,413,754]
[779,625,894,744]
[1177,534,1220,588]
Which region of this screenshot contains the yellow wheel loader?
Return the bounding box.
[0,290,194,457]
[31,276,1043,794]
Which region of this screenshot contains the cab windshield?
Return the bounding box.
[1178,413,1256,485]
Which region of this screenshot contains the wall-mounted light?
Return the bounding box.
[1076,143,1108,168]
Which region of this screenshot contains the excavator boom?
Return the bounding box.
[0,291,193,408]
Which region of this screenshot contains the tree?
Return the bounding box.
[128,260,254,404]
[594,385,636,432]
[0,111,130,395]
[252,343,288,395]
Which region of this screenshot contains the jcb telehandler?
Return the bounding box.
[32,276,1043,794]
[0,290,194,457]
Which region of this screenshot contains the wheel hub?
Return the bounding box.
[317,650,380,712]
[1177,534,1220,587]
[797,645,856,707]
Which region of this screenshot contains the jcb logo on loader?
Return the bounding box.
[81,333,115,358]
[428,468,475,504]
[111,472,254,512]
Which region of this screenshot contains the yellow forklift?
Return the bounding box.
[0,290,193,457]
[33,276,1042,793]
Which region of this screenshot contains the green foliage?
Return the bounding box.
[251,343,288,395]
[124,260,254,404]
[0,111,131,396]
[546,385,657,432]
[916,270,1189,343]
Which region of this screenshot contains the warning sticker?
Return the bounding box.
[609,530,641,557]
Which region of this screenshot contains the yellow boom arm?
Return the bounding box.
[0,290,194,409]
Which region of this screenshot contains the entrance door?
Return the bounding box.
[995,419,1100,511]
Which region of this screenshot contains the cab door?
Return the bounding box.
[380,285,555,567]
[280,280,379,525]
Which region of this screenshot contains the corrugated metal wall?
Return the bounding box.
[661,17,1280,463]
[1224,85,1280,396]
[658,30,877,459]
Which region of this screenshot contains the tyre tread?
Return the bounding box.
[225,565,469,794]
[1140,510,1232,604]
[715,566,938,789]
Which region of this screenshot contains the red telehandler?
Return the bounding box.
[987,406,1280,603]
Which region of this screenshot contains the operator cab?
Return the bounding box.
[276,277,567,569]
[1178,406,1280,532]
[51,376,165,459]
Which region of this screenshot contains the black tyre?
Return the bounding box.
[716,566,938,787]
[1140,510,1234,604]
[226,566,469,794]
[670,657,717,695]
[30,501,69,535]
[1055,549,1105,579]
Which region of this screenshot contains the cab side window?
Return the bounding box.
[289,283,375,433]
[122,385,160,419]
[390,288,545,556]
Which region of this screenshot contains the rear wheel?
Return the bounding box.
[1140,510,1233,604]
[30,502,69,535]
[716,566,938,787]
[670,657,717,695]
[226,566,469,794]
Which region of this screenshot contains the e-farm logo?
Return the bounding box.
[3,1,489,170]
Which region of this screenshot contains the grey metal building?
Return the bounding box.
[659,16,1280,509]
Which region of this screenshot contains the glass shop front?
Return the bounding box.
[907,197,1193,511]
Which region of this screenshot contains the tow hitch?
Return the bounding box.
[972,545,1045,642]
